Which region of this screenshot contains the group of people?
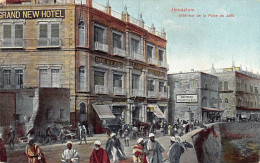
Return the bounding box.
[59,132,186,163]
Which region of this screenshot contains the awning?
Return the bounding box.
[92,104,116,119]
[202,107,224,112]
[148,105,165,118]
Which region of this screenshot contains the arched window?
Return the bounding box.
[224,81,228,90]
[79,102,87,122]
[219,81,223,91]
[78,21,85,47]
[79,66,86,90]
[225,98,228,103]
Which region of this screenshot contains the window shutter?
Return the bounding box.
[15,24,23,39]
[39,24,48,38]
[3,25,11,39]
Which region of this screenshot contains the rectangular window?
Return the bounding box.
[39,69,48,87]
[39,23,59,47]
[159,82,164,92]
[94,71,105,85]
[3,25,11,39]
[175,81,181,88]
[131,38,139,53]
[132,74,140,89]
[51,69,60,87]
[94,26,104,43]
[255,87,258,93]
[113,33,122,49]
[39,24,48,38]
[3,70,11,86]
[15,24,23,39]
[60,109,64,119]
[147,79,155,91]
[113,74,122,87]
[159,49,164,61]
[190,80,197,88]
[15,70,23,88]
[2,24,23,47]
[147,45,153,58]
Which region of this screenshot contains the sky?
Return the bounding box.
[95,0,260,74]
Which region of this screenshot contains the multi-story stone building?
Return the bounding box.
[168,72,221,124]
[74,1,168,133]
[0,0,168,134]
[211,66,260,120]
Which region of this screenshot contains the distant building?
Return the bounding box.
[209,65,260,121]
[168,72,221,124]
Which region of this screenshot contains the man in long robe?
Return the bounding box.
[168,136,184,163]
[0,134,7,163]
[133,138,148,163]
[144,133,165,163]
[61,141,80,163]
[8,126,15,150]
[25,139,44,163]
[106,133,126,163]
[90,140,110,163]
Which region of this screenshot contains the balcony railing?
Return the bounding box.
[148,58,158,65]
[95,85,108,94]
[95,42,108,52]
[131,52,145,62]
[113,87,126,95]
[148,91,158,98]
[1,39,24,48]
[132,89,144,97]
[38,38,61,47]
[159,61,169,69]
[158,92,167,98]
[113,47,126,57]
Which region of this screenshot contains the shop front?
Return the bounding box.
[147,104,165,124]
[202,107,224,123]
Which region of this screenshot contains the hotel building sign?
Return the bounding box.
[0,9,65,19]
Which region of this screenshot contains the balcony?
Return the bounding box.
[131,52,145,62]
[113,47,126,57]
[95,42,108,53]
[148,91,158,98]
[159,61,169,69]
[38,38,61,48]
[1,39,24,48]
[132,89,144,97]
[95,85,108,94]
[158,92,167,98]
[113,87,126,95]
[148,58,158,65]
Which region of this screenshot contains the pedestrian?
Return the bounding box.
[45,126,52,144]
[25,139,45,163]
[61,141,80,163]
[79,125,87,145]
[77,123,81,141]
[0,134,7,163]
[8,126,15,150]
[163,122,168,135]
[26,127,35,141]
[106,133,126,163]
[90,140,110,163]
[88,123,94,137]
[167,136,185,163]
[59,126,66,144]
[124,129,130,147]
[144,133,165,163]
[168,123,173,136]
[133,138,148,163]
[185,123,190,134]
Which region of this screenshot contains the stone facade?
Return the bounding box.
[0,0,168,133]
[214,70,260,120]
[74,2,168,132]
[168,72,219,124]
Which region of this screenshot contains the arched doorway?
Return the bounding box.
[79,102,87,123]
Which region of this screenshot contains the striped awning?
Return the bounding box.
[92,104,116,119]
[148,104,165,119]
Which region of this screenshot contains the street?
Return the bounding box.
[5,129,198,163]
